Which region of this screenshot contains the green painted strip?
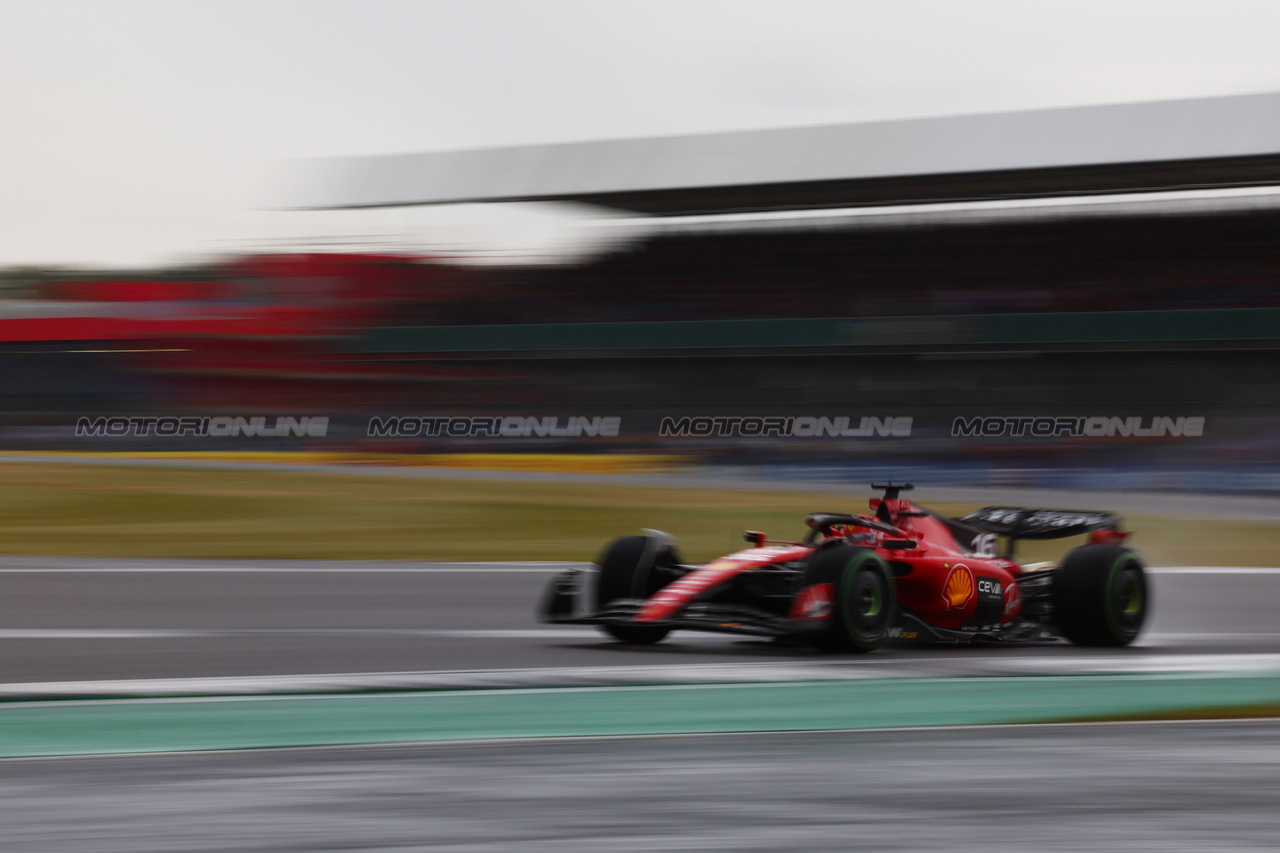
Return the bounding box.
[359,308,1280,353]
[2,673,1279,758]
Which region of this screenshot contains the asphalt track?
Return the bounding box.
[3,721,1279,852]
[1,524,1277,850]
[1,556,1278,684]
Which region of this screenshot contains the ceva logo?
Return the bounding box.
[942,564,975,610]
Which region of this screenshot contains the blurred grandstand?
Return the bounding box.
[6,92,1280,491]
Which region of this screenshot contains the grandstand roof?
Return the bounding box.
[279,92,1280,215]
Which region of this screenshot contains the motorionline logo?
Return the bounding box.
[367,416,621,438]
[659,416,912,438]
[951,416,1204,438]
[76,416,329,437]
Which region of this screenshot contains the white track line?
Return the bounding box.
[1146,567,1280,574]
[0,563,1275,573]
[0,628,602,640]
[1,627,1270,643]
[4,652,1280,700]
[0,560,577,573]
[0,567,568,573]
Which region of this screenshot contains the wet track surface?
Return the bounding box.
[3,721,1279,852]
[2,554,1279,850]
[0,557,1278,683]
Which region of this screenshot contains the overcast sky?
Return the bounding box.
[5,0,1280,267]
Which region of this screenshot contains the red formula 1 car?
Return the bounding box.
[538,483,1149,651]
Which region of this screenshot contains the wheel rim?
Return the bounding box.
[1110,563,1147,636]
[1121,578,1144,615]
[845,565,890,640]
[859,582,883,618]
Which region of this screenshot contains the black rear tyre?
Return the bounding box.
[1053,545,1149,646]
[595,535,673,645]
[804,545,896,653]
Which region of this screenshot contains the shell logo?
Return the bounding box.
[942,564,975,610]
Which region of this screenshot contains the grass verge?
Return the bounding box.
[1,461,1279,563]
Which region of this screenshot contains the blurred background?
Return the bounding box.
[5,3,1280,851]
[8,120,1280,492]
[2,1,1280,496]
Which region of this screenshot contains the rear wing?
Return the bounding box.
[961,507,1121,541]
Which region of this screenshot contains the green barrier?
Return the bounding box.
[359,308,1280,353]
[2,672,1279,758]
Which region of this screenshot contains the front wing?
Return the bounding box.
[537,568,818,638]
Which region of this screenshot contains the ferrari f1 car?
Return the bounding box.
[537,483,1148,651]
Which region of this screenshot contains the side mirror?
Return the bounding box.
[743,530,766,547]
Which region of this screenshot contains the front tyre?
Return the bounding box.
[595,534,672,645]
[805,545,896,653]
[1053,545,1149,647]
